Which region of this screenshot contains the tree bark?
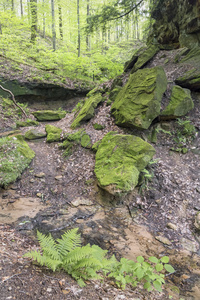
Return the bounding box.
[30,0,37,43]
[51,0,56,50]
[20,0,23,17]
[77,0,81,57]
[86,0,90,51]
[58,0,63,40]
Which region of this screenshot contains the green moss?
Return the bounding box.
[25,129,47,140]
[111,67,167,129]
[162,85,194,116]
[81,134,92,148]
[93,123,105,130]
[131,45,159,73]
[33,110,66,121]
[94,132,155,194]
[45,125,62,142]
[63,143,74,158]
[16,119,39,128]
[66,129,85,143]
[0,135,35,187]
[71,93,103,129]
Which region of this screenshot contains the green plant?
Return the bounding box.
[24,228,175,291]
[138,159,159,194]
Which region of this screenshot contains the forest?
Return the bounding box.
[0,0,152,82]
[1,0,200,299]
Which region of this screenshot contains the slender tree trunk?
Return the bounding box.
[58,0,63,40]
[0,23,2,35]
[86,0,90,51]
[42,0,45,38]
[77,0,80,57]
[30,0,37,43]
[27,0,30,24]
[20,0,23,17]
[11,0,14,12]
[51,0,56,50]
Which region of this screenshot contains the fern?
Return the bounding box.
[24,228,175,291]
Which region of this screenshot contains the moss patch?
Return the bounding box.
[111,66,167,129]
[71,93,103,129]
[0,135,35,187]
[162,85,194,117]
[62,129,92,149]
[16,119,39,128]
[94,132,155,195]
[25,129,47,140]
[131,45,160,73]
[33,110,66,121]
[45,125,62,142]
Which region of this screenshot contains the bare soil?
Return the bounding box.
[1,49,200,299]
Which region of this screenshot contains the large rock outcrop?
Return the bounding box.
[150,0,200,49]
[94,132,155,196]
[111,66,167,129]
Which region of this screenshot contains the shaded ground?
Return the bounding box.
[1,49,200,299]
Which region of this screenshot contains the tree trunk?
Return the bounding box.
[12,0,14,12]
[58,0,63,40]
[42,0,45,38]
[30,0,37,43]
[77,0,80,57]
[86,0,90,51]
[20,0,23,17]
[51,0,56,50]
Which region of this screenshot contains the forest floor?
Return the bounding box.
[0,49,200,299]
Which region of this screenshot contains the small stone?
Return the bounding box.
[47,288,52,293]
[71,197,93,207]
[9,184,18,190]
[30,179,35,183]
[55,175,63,180]
[155,236,172,245]
[181,238,198,252]
[36,193,42,198]
[35,172,45,178]
[8,287,12,291]
[194,212,200,230]
[167,223,178,230]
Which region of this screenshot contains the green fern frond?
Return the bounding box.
[64,244,94,264]
[72,257,103,270]
[56,228,81,257]
[37,231,60,261]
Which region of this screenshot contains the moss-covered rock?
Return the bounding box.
[93,123,105,130]
[45,125,62,142]
[175,69,200,91]
[25,129,47,140]
[71,93,103,129]
[63,129,92,149]
[131,45,160,73]
[33,110,66,121]
[94,132,155,196]
[16,119,39,128]
[111,67,167,129]
[162,85,194,117]
[0,135,35,187]
[124,46,147,72]
[109,86,122,103]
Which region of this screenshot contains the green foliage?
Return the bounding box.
[171,117,196,153]
[0,135,35,187]
[24,228,175,291]
[138,158,159,194]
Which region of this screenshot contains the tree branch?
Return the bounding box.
[0,84,28,118]
[110,0,144,21]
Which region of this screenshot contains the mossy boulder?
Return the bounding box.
[32,110,66,121]
[130,45,160,73]
[124,46,147,72]
[109,87,122,103]
[111,66,167,129]
[62,129,92,149]
[93,123,105,130]
[16,119,39,128]
[175,69,200,91]
[161,85,194,117]
[71,93,103,129]
[25,129,47,140]
[0,135,35,187]
[45,125,62,142]
[94,132,155,196]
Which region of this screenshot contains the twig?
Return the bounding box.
[0,273,23,284]
[0,84,27,118]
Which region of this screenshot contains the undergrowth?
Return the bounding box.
[24,228,175,292]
